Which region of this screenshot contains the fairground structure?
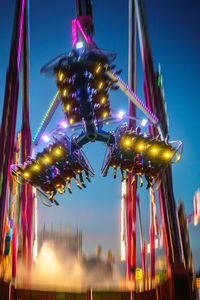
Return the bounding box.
[0,0,198,299]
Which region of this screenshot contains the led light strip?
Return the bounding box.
[106,70,159,124]
[32,91,60,144]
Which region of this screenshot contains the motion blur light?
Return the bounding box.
[69,118,74,124]
[24,172,29,178]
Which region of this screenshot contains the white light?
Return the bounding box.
[121,179,127,196]
[118,111,125,120]
[141,119,147,127]
[42,135,50,142]
[155,238,159,249]
[147,243,150,254]
[61,121,68,128]
[76,41,84,49]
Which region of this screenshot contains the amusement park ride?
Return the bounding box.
[0,0,197,298]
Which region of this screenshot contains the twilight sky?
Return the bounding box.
[0,0,200,270]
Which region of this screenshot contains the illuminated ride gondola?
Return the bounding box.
[11,37,183,204]
[101,125,182,189]
[11,136,94,205]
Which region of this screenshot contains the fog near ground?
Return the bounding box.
[16,241,122,291]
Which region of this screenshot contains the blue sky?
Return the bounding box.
[0,0,200,270]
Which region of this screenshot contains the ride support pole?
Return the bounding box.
[127,0,137,283]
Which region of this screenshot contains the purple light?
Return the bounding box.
[72,19,78,47]
[118,111,125,119]
[141,119,147,127]
[76,20,90,44]
[61,121,68,128]
[42,135,50,142]
[17,0,25,71]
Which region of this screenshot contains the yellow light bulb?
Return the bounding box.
[138,144,144,150]
[66,104,71,111]
[58,72,64,82]
[24,172,29,178]
[96,64,102,74]
[62,89,67,97]
[44,157,50,163]
[55,148,62,156]
[98,82,104,89]
[164,151,172,159]
[124,138,132,147]
[100,97,106,104]
[33,164,40,171]
[152,148,157,153]
[103,112,108,118]
[69,118,74,124]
